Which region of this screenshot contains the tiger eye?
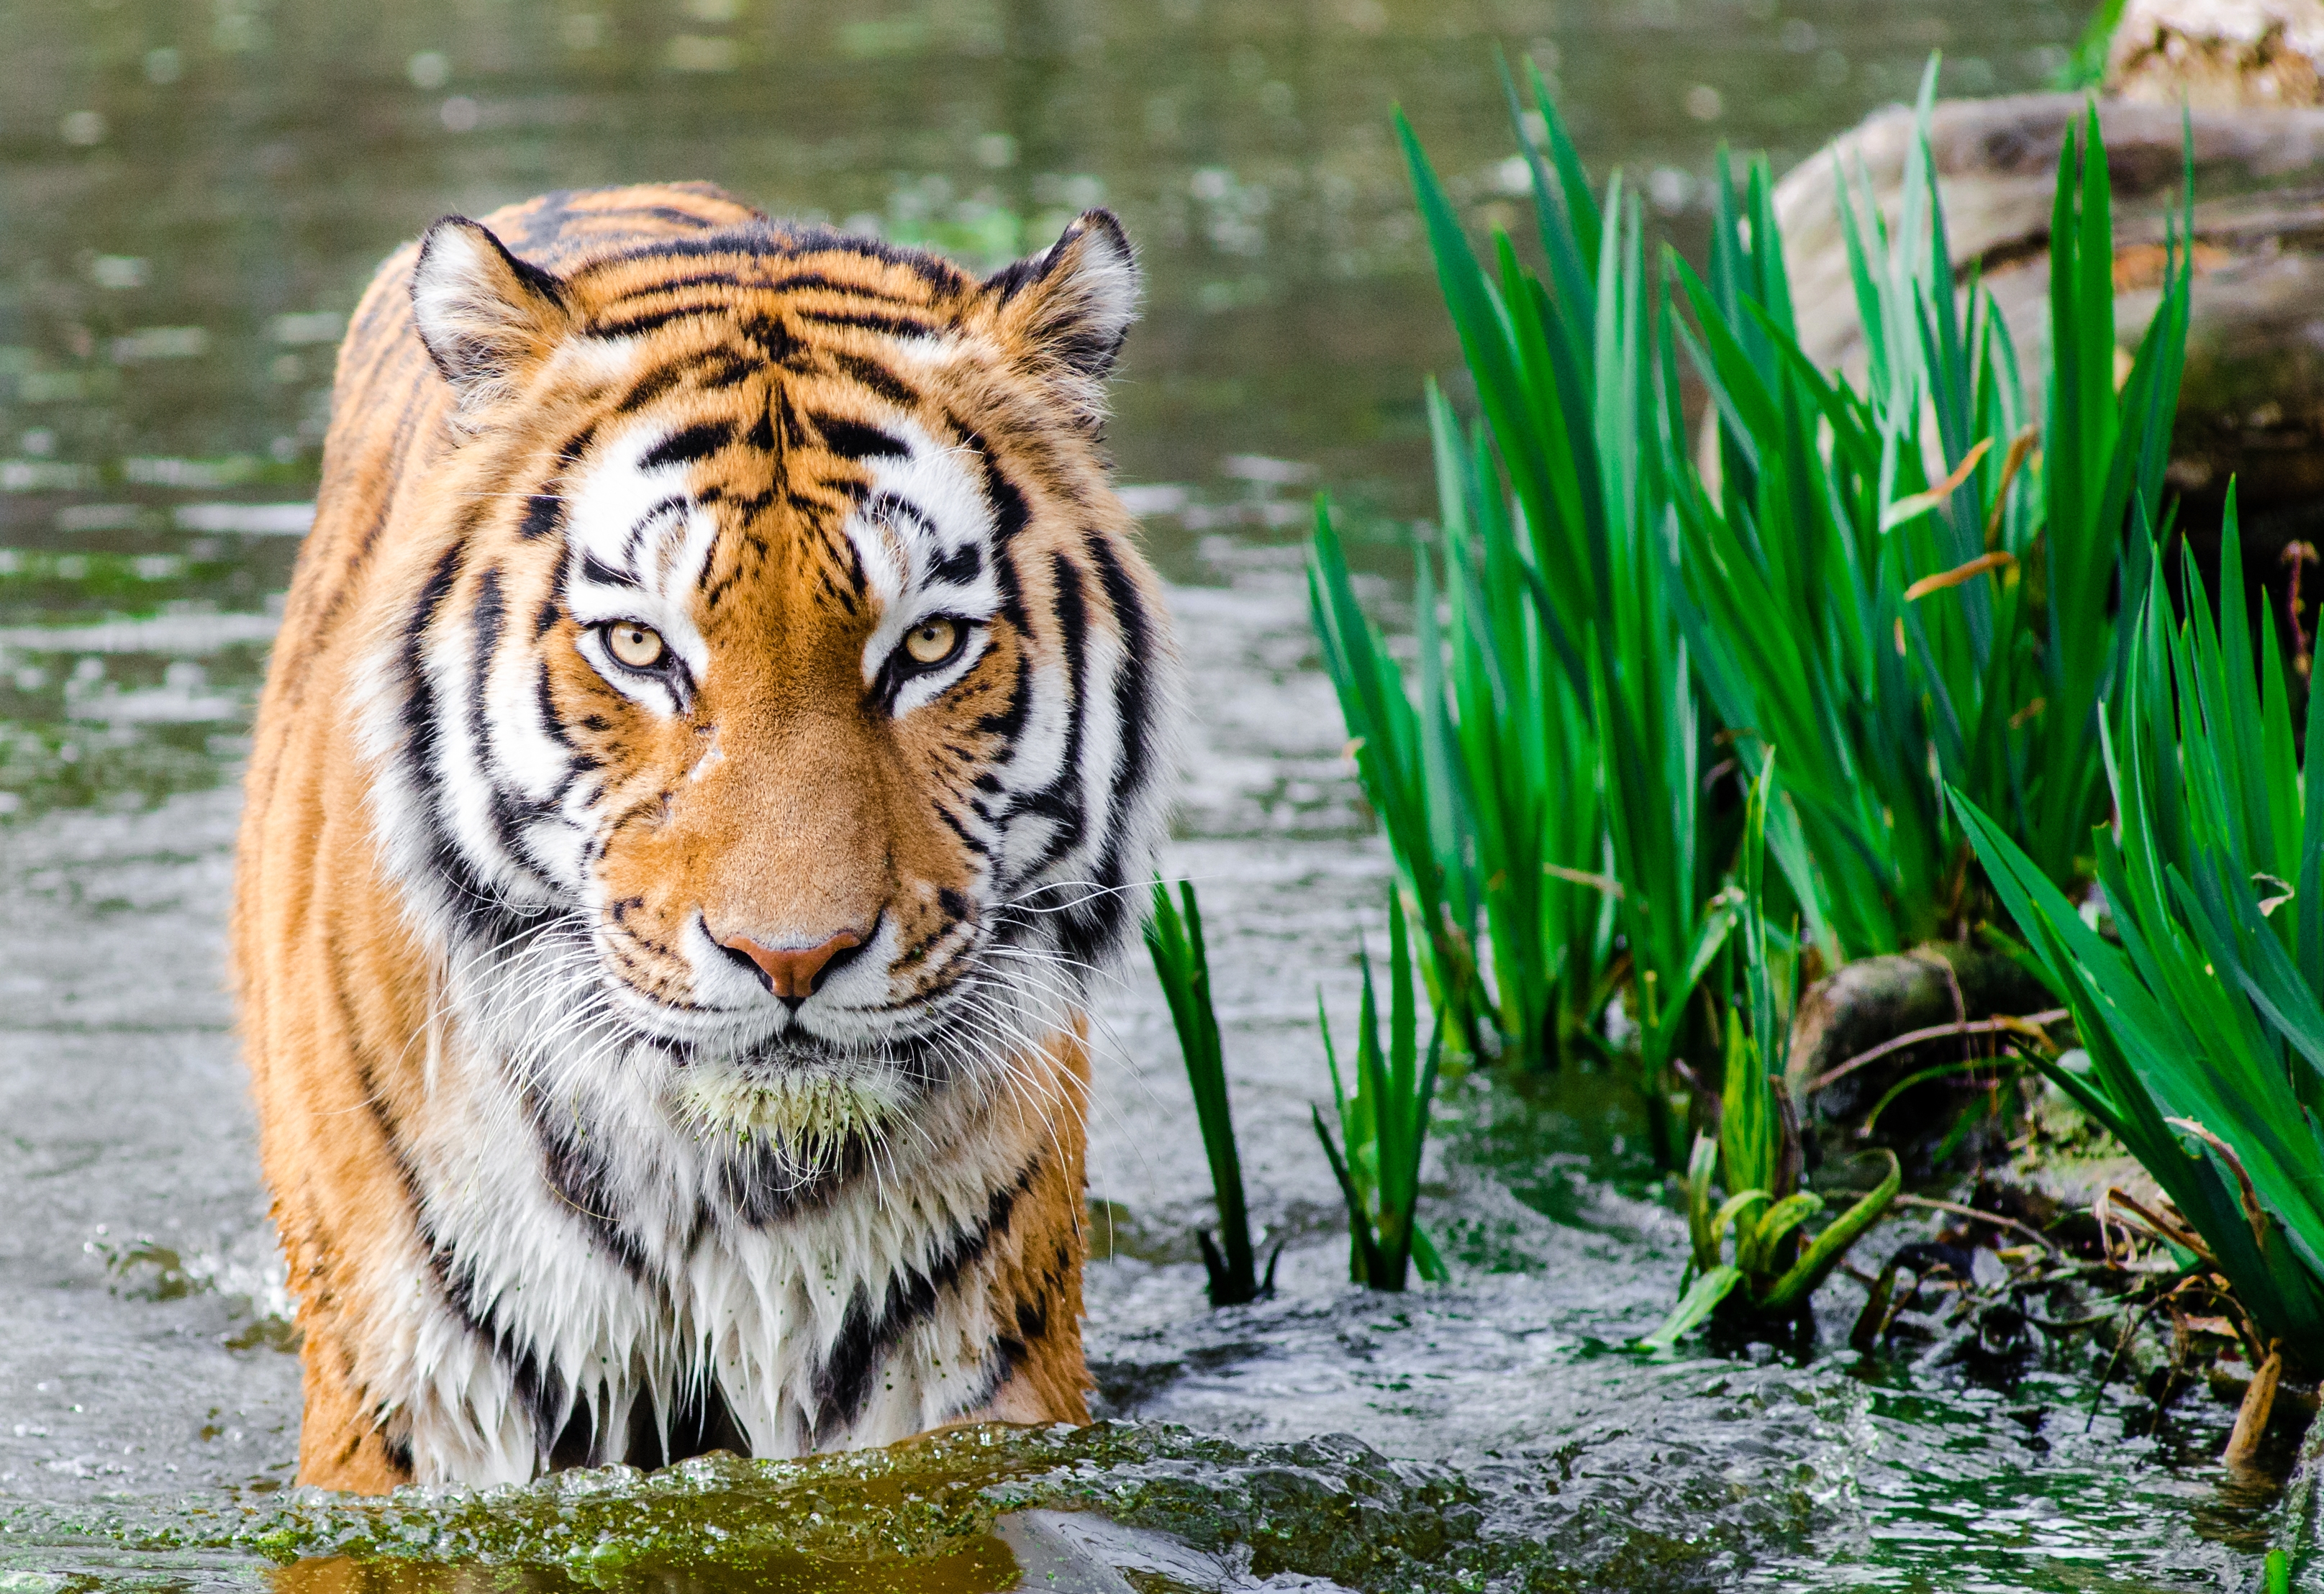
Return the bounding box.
[904,617,961,667]
[606,621,666,670]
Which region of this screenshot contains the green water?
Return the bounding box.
[0,1,2302,1590]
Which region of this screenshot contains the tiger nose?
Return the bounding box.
[719,928,867,1006]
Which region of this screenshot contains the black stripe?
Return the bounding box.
[615,363,687,414]
[950,418,1031,546]
[424,1225,569,1465]
[833,351,920,407]
[591,302,730,340]
[697,352,755,389]
[768,271,920,302]
[809,1157,1038,1439]
[813,414,908,461]
[619,492,689,573]
[518,493,563,540]
[928,542,982,586]
[640,420,735,470]
[866,491,935,538]
[1089,537,1154,809]
[791,306,936,338]
[401,546,530,951]
[582,229,766,268]
[519,1064,655,1285]
[734,314,792,357]
[776,229,968,291]
[467,563,511,800]
[774,387,808,455]
[460,570,566,896]
[579,551,632,589]
[1058,536,1155,967]
[931,796,991,857]
[556,424,598,467]
[622,270,748,295]
[975,647,1033,742]
[1004,555,1090,881]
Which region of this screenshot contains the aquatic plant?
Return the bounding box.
[1313,893,1448,1290]
[1309,504,1502,1064]
[1317,63,2192,1147]
[1643,764,1899,1348]
[1310,61,1728,1155]
[1956,500,2324,1374]
[1669,70,2191,962]
[1145,878,1271,1307]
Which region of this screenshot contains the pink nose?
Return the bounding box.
[721,929,864,1001]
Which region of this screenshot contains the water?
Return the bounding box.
[0,1,2297,1589]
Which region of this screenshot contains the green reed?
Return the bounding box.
[1319,60,2194,1066]
[1958,496,2324,1372]
[1310,58,1726,1160]
[1671,68,2190,962]
[1314,892,1448,1291]
[1145,878,1270,1307]
[1642,762,1898,1348]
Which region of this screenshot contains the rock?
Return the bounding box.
[2107,0,2324,109]
[1772,92,2324,517]
[1783,942,2057,1180]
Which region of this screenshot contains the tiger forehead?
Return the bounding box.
[560,233,979,345]
[547,368,1004,642]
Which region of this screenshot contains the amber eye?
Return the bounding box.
[604,621,667,670]
[902,616,963,668]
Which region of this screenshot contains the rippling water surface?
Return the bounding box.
[0,2,2294,1590]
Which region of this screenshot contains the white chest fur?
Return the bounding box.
[367,1008,1052,1485]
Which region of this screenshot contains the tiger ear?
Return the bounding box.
[983,209,1139,424]
[409,217,573,415]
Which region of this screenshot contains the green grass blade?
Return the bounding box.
[1640,1265,1743,1349]
[1764,1151,1902,1308]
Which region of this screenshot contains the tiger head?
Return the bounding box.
[359,206,1177,1164]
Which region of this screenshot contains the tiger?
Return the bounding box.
[230,182,1179,1492]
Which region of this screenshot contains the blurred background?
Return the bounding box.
[0,0,2094,826]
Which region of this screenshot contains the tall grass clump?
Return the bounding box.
[1670,68,2191,960]
[1957,499,2324,1372]
[1146,879,1272,1307]
[1643,763,1899,1348]
[1315,58,2193,1172]
[1314,892,1448,1290]
[1311,60,1728,1155]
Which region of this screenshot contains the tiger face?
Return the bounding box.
[363,206,1175,1170]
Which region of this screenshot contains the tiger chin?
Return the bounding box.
[231,183,1179,1492]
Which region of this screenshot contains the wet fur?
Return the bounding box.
[232,184,1176,1490]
